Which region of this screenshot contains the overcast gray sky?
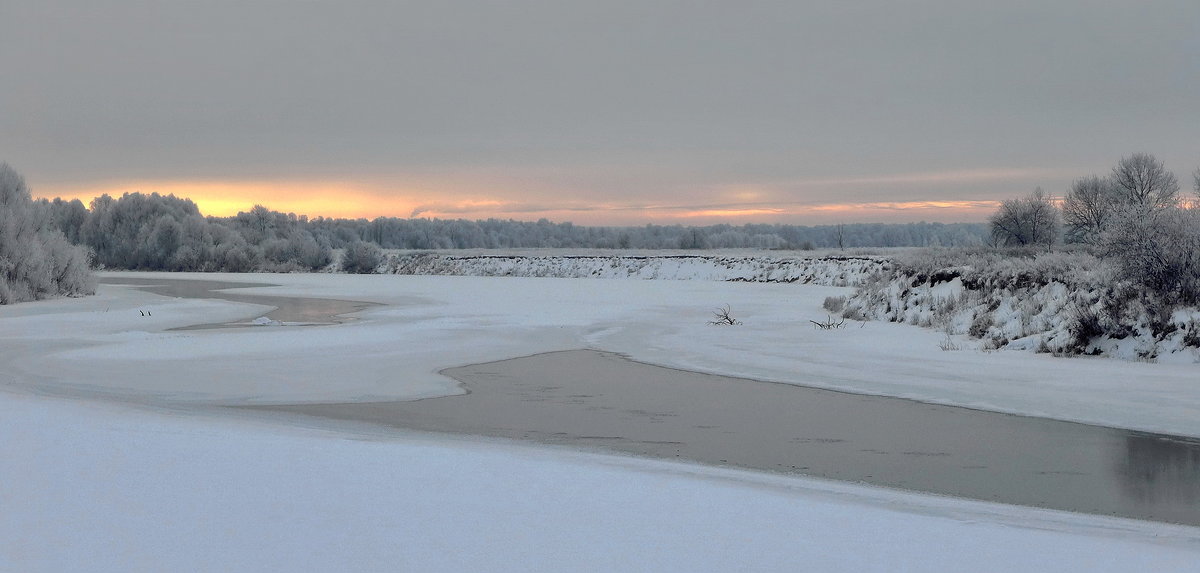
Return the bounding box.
[3,1,1197,224]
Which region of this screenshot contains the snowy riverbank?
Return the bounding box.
[373,250,1200,363]
[380,251,888,286]
[842,250,1200,363]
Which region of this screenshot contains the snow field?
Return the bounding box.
[2,392,1198,573]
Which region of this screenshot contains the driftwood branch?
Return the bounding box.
[809,315,846,330]
[708,305,742,326]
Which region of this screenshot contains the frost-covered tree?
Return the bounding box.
[80,192,206,268]
[73,193,331,272]
[1059,156,1200,303]
[1109,153,1180,214]
[988,188,1060,249]
[1193,164,1199,202]
[1061,155,1187,245]
[38,197,88,243]
[1100,204,1200,303]
[0,163,93,304]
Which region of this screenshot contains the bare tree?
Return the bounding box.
[1193,164,1199,204]
[989,187,1060,249]
[1061,175,1117,243]
[1110,153,1179,213]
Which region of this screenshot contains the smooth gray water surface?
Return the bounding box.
[99,276,377,328]
[255,349,1200,526]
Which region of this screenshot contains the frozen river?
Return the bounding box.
[259,349,1200,526]
[98,276,377,328]
[103,276,1200,526]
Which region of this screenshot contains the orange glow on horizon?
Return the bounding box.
[33,180,1000,225]
[804,200,1002,213]
[669,208,786,219]
[406,200,1000,225]
[33,179,423,219]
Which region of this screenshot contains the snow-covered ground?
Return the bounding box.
[4,392,1198,573]
[4,270,1200,571]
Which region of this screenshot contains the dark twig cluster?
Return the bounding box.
[809,315,846,330]
[708,305,742,326]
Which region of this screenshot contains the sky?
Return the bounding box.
[2,1,1197,226]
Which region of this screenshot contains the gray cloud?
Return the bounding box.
[3,1,1197,221]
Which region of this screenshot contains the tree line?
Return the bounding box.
[6,154,1197,304]
[21,176,990,277]
[989,153,1200,303]
[0,164,93,303]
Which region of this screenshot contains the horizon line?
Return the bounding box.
[32,186,998,227]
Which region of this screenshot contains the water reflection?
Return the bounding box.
[1117,433,1200,504]
[99,276,376,328]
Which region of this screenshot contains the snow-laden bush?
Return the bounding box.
[843,248,1200,360]
[823,295,846,313]
[0,163,94,304]
[1098,206,1200,305]
[341,241,383,274]
[260,232,334,272]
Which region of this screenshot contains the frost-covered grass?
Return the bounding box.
[844,249,1200,362]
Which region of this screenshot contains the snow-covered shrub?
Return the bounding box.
[1099,206,1200,305]
[341,241,383,274]
[260,232,334,272]
[0,163,94,304]
[217,242,259,273]
[968,313,993,339]
[843,247,1200,360]
[823,296,846,313]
